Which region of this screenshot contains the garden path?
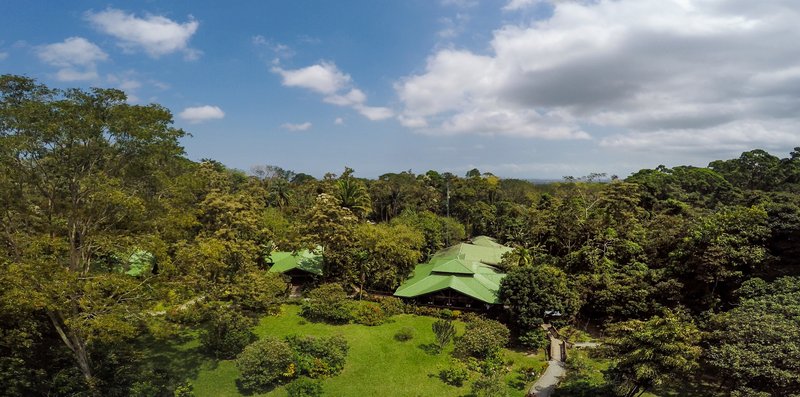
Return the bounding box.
[528,324,567,397]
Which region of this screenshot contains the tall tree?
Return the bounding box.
[604,310,701,397]
[499,264,581,330]
[0,75,186,387]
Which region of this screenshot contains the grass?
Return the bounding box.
[147,305,547,397]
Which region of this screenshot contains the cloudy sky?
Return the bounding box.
[2,0,799,178]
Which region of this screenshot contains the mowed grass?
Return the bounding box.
[162,304,546,397]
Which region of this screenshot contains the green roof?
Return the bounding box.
[268,248,324,276]
[393,236,511,304]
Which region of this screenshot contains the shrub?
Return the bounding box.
[351,301,386,326]
[477,352,508,376]
[236,337,295,391]
[286,334,349,378]
[200,307,256,359]
[376,296,406,316]
[432,319,457,352]
[440,309,454,319]
[455,318,510,359]
[471,374,509,397]
[460,311,480,323]
[519,328,549,351]
[301,284,353,324]
[394,327,415,342]
[173,382,194,397]
[439,360,470,386]
[412,305,441,317]
[286,376,323,397]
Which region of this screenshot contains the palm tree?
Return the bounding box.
[268,178,292,208]
[335,177,372,218]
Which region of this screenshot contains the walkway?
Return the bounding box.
[528,325,567,397]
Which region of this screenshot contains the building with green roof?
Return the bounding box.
[393,236,512,308]
[267,248,323,282]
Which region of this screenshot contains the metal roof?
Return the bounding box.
[267,248,324,276]
[393,236,511,304]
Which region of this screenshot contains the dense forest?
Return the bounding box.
[1,75,798,397]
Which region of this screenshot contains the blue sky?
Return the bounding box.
[2,1,800,178]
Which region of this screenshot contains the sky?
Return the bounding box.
[1,0,800,179]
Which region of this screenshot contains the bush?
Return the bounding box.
[394,327,415,342]
[236,337,295,391]
[301,284,353,324]
[173,382,194,397]
[432,319,457,352]
[351,301,386,326]
[286,334,349,378]
[519,328,548,351]
[200,307,256,359]
[286,376,323,397]
[412,305,441,317]
[460,311,480,323]
[471,374,509,397]
[477,352,508,376]
[439,360,470,386]
[455,318,510,359]
[376,296,406,316]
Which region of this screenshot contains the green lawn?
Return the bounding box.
[148,305,547,397]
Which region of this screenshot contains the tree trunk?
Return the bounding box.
[47,310,93,386]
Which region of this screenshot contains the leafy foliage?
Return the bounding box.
[285,376,324,397]
[705,277,800,396]
[235,336,294,391]
[499,264,581,330]
[300,284,353,324]
[454,317,510,359]
[603,309,701,397]
[439,359,470,386]
[200,307,256,359]
[286,334,349,378]
[432,319,456,352]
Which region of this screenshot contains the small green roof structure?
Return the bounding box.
[268,248,324,276]
[394,236,512,304]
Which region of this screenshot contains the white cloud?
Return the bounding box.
[36,37,108,81]
[281,122,312,131]
[252,35,294,61]
[86,8,199,59]
[179,105,225,123]
[0,52,7,61]
[324,88,366,106]
[106,72,144,103]
[396,0,800,148]
[438,13,470,39]
[355,105,394,121]
[503,0,538,11]
[272,62,351,95]
[600,119,800,153]
[274,62,394,121]
[334,117,345,125]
